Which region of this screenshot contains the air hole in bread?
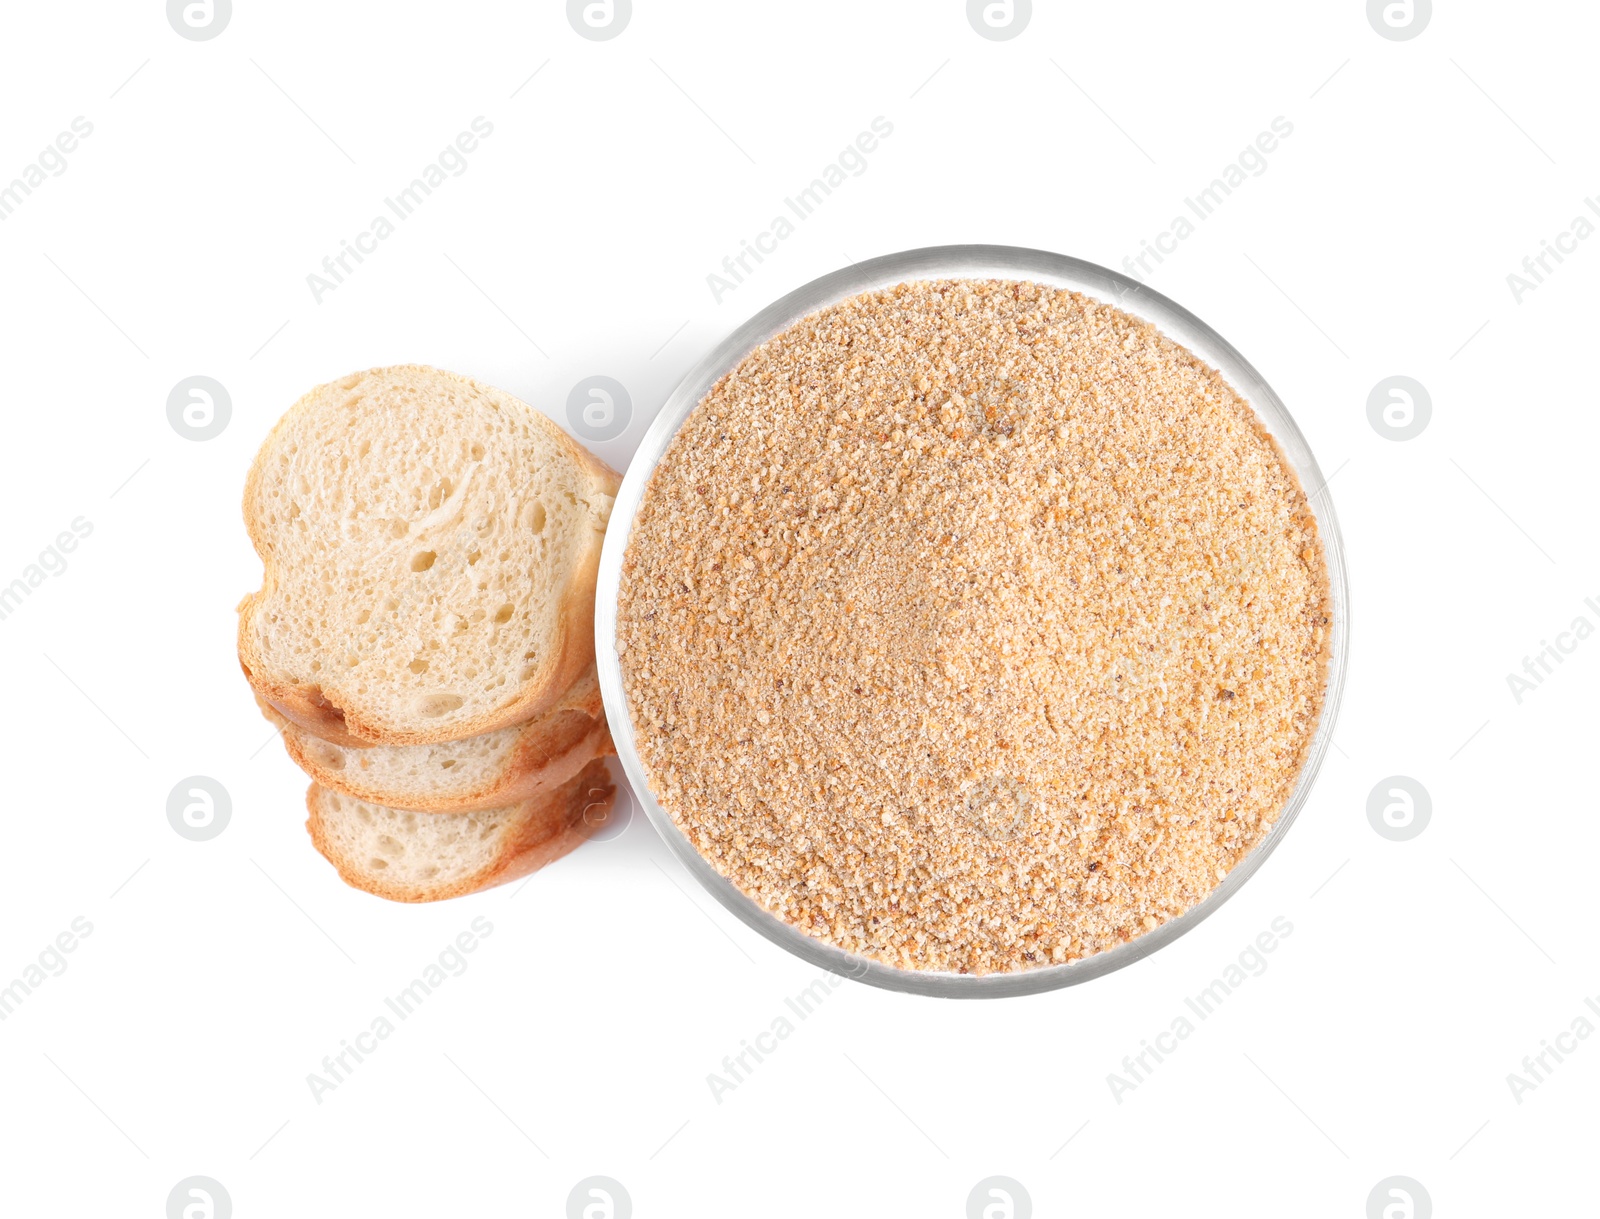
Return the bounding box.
[369,857,388,870]
[358,439,370,457]
[409,658,429,674]
[355,609,371,625]
[440,759,456,770]
[530,502,547,533]
[412,551,437,572]
[493,604,514,624]
[376,834,403,856]
[467,548,481,566]
[418,693,464,717]
[389,520,407,539]
[470,442,485,460]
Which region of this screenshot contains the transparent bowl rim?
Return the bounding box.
[594,244,1350,998]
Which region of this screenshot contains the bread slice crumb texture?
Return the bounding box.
[616,279,1331,976]
[267,669,612,813]
[240,365,618,745]
[306,757,615,902]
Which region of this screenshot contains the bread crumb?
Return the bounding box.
[618,279,1330,975]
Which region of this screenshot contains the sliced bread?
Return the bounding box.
[306,757,616,902]
[262,669,613,813]
[239,365,619,746]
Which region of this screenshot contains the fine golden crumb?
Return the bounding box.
[617,279,1330,975]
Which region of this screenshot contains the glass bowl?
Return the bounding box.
[594,245,1350,998]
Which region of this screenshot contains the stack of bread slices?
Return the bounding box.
[237,366,622,902]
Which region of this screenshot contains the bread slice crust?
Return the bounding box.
[305,757,616,902]
[238,365,619,745]
[262,670,614,813]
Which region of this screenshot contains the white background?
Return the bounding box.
[0,2,1594,1215]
